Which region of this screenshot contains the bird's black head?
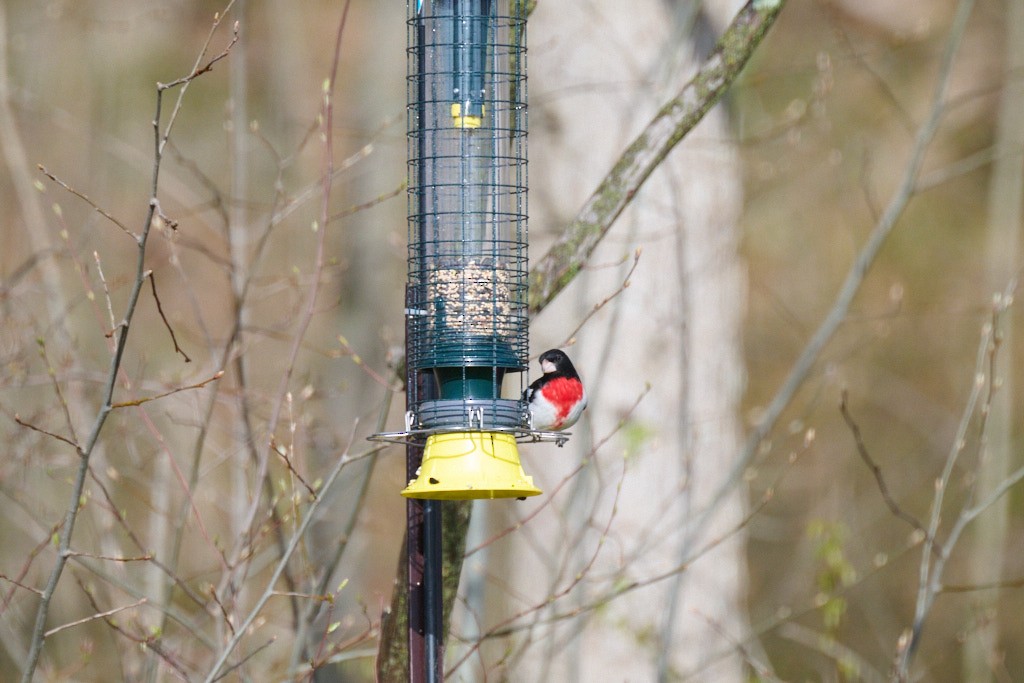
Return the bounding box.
[538,349,579,378]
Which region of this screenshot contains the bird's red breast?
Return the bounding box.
[539,377,584,425]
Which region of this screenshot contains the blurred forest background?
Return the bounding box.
[1,0,1023,681]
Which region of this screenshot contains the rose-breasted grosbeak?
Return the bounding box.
[524,349,587,431]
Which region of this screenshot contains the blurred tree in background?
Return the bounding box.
[0,0,1022,681]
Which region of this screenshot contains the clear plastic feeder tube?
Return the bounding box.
[407,0,528,398]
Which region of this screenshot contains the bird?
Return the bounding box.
[523,349,587,431]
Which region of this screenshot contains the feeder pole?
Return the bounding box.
[408,5,443,678]
[405,287,443,683]
[423,499,443,682]
[405,287,427,683]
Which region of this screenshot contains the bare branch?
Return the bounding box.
[148,270,192,362]
[210,638,277,682]
[76,578,196,680]
[37,165,136,239]
[92,251,118,339]
[270,435,317,500]
[109,371,222,409]
[839,391,937,552]
[0,573,43,597]
[336,335,398,389]
[940,576,1024,594]
[527,0,786,314]
[209,586,237,636]
[157,14,240,94]
[34,338,78,445]
[84,468,209,609]
[1,526,57,613]
[43,598,147,638]
[557,247,641,349]
[327,181,406,224]
[62,551,152,562]
[13,413,79,451]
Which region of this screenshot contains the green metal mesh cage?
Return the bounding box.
[406,0,528,433]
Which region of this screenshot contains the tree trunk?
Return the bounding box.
[966,1,1024,679]
[512,1,752,679]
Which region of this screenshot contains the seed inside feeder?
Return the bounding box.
[427,262,517,338]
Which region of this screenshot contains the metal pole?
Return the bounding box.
[406,286,427,683]
[408,2,434,677]
[419,6,451,677]
[406,361,442,683]
[405,494,427,683]
[423,500,443,682]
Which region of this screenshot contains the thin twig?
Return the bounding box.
[267,137,381,231]
[43,598,147,638]
[148,271,192,363]
[327,181,406,224]
[13,414,79,451]
[34,338,78,445]
[915,144,1000,192]
[209,586,237,636]
[85,468,208,609]
[1,526,57,612]
[839,390,937,551]
[336,335,396,388]
[307,599,340,678]
[157,15,240,103]
[109,371,222,409]
[0,573,43,597]
[210,638,277,682]
[941,576,1024,593]
[37,165,136,239]
[75,578,195,681]
[62,551,152,562]
[557,247,641,349]
[270,436,317,499]
[93,251,118,339]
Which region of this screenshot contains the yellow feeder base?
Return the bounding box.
[402,431,542,500]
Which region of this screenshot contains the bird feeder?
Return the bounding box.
[374,0,548,500]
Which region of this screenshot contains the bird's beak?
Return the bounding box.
[541,360,556,374]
